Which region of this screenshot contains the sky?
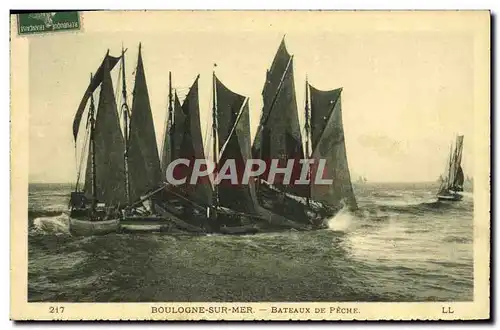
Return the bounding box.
[27,12,475,183]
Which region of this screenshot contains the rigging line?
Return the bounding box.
[205,129,213,161]
[218,97,248,161]
[73,134,80,191]
[75,101,92,184]
[166,186,207,212]
[75,115,91,191]
[202,98,212,154]
[159,88,170,166]
[309,95,340,154]
[116,60,124,124]
[254,55,294,145]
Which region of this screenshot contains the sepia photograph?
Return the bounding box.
[10,10,490,320]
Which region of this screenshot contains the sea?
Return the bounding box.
[28,182,473,302]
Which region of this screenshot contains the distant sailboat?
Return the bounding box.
[437,135,465,201]
[356,176,367,184]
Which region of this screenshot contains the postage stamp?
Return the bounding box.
[16,11,80,35]
[10,10,490,321]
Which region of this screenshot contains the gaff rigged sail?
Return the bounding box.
[308,84,357,210]
[127,45,162,203]
[72,53,121,142]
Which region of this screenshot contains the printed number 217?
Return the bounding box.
[49,306,64,313]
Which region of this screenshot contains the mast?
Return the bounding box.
[89,74,97,212]
[304,77,311,206]
[447,142,453,189]
[121,45,131,205]
[168,71,174,163]
[305,77,311,158]
[211,71,219,219]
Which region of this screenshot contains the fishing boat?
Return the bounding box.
[251,37,358,227]
[69,46,195,235]
[356,176,367,184]
[466,175,473,185]
[437,135,465,202]
[155,70,299,234]
[68,37,359,236]
[68,51,124,235]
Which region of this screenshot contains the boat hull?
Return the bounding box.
[120,216,174,233]
[437,193,463,201]
[69,217,120,236]
[219,224,260,235]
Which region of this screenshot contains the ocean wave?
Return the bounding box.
[458,191,474,199]
[28,210,64,222]
[442,236,473,244]
[371,192,404,198]
[31,213,70,235]
[374,198,438,208]
[326,206,354,232]
[374,199,452,215]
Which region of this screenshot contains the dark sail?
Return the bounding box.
[177,76,213,206]
[83,130,93,198]
[73,53,121,141]
[451,135,464,191]
[309,86,357,210]
[83,56,127,205]
[215,76,259,214]
[252,39,306,195]
[252,38,292,159]
[454,166,464,191]
[262,57,305,194]
[262,39,291,123]
[215,76,245,148]
[127,45,162,202]
[161,92,184,177]
[172,93,184,161]
[309,85,342,150]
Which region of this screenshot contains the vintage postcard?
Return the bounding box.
[10,10,490,321]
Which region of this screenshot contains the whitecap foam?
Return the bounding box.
[326,205,353,232]
[32,213,70,235]
[374,198,437,207]
[458,191,473,199]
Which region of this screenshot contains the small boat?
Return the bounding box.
[68,193,120,236]
[437,135,465,202]
[356,176,367,184]
[437,190,463,201]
